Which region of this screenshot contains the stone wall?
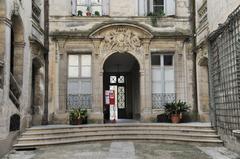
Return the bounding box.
[208,0,240,32]
[0,0,46,156]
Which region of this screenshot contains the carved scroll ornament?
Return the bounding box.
[102,28,142,53]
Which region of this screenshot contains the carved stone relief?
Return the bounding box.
[101,27,142,53]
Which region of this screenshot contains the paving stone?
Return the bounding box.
[3,141,240,159]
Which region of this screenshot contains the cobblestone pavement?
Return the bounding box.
[3,142,240,159]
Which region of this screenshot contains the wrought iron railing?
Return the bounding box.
[32,1,41,24]
[67,94,92,109]
[152,93,176,109]
[9,73,21,109]
[209,5,240,135]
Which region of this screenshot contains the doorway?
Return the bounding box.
[103,52,140,122]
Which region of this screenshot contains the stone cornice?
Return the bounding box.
[50,31,191,39]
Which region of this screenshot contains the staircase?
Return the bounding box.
[13,123,223,149]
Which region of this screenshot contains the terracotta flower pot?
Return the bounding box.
[171,114,181,123]
[86,12,91,16]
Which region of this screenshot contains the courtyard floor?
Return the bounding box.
[3,141,240,159]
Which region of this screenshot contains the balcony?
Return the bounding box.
[9,73,21,109]
[32,1,41,24]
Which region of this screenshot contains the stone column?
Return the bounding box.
[175,40,187,101]
[91,39,104,123]
[57,39,67,113]
[140,39,152,122]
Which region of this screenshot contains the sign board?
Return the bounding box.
[105,90,110,105]
[109,91,115,105]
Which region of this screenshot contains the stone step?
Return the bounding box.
[14,135,223,148]
[21,127,217,137]
[18,131,220,142]
[26,123,213,132]
[14,123,222,149]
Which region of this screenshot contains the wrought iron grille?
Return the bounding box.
[67,94,92,109]
[209,5,240,135]
[152,93,176,109]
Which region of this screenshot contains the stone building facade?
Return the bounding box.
[48,0,197,124]
[0,0,47,155]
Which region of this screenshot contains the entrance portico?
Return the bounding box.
[90,24,153,122]
[103,52,140,122]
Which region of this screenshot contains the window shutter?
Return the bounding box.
[102,0,109,16]
[71,0,77,15]
[165,0,176,16]
[138,0,145,16]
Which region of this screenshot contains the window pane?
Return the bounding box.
[164,68,174,81]
[81,66,91,77]
[153,0,164,5]
[164,55,173,66]
[68,80,79,94]
[151,55,161,65]
[77,0,87,5]
[165,81,175,93]
[118,76,125,83]
[92,6,102,15]
[118,86,125,109]
[110,76,117,84]
[152,68,162,81]
[77,6,87,15]
[81,55,91,65]
[68,66,79,78]
[80,80,92,94]
[153,6,164,14]
[69,55,79,66]
[91,0,101,5]
[152,81,163,93]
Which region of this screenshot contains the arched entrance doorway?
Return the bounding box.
[103,52,140,122]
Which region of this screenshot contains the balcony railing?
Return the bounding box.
[198,0,208,25]
[32,1,41,24]
[9,73,21,109]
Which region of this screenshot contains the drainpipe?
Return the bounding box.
[42,0,49,125]
[190,0,199,121]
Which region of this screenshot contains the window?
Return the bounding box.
[76,0,103,16]
[138,0,175,16]
[151,54,175,109]
[67,54,92,109]
[153,0,164,14]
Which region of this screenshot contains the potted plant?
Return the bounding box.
[94,11,100,16]
[80,109,88,124]
[147,10,165,27]
[86,6,92,16]
[164,100,190,123]
[69,108,88,125]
